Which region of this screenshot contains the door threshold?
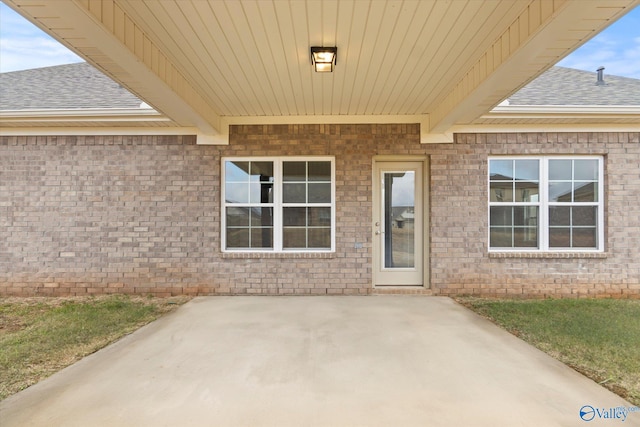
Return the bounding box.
[373,287,432,295]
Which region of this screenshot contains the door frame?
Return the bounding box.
[372,155,430,288]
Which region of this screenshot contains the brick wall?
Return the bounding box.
[1,127,638,297]
[430,132,640,298]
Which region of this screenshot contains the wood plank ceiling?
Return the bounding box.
[113,0,526,117]
[4,0,640,141]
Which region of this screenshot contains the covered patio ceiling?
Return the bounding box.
[4,0,639,143]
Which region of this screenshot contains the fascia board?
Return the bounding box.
[489,105,640,117]
[0,108,168,122]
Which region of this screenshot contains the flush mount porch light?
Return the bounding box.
[310,46,337,73]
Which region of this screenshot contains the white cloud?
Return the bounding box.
[0,37,83,72]
[558,34,640,79]
[0,3,83,73]
[558,7,640,79]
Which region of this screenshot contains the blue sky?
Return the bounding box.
[1,2,639,78]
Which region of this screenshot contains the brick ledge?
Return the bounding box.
[489,252,607,259]
[221,252,335,259]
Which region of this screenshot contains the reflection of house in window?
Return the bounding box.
[552,182,596,202]
[392,207,414,229]
[524,206,538,242]
[489,173,513,202]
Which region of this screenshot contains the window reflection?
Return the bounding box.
[489,157,601,251]
[224,159,333,251]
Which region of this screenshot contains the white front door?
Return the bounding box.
[373,161,424,286]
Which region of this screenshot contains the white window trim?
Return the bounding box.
[222,156,336,253]
[488,155,604,253]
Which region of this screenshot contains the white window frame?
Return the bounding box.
[222,156,335,253]
[488,156,604,252]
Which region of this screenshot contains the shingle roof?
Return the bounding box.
[0,62,143,110]
[506,66,640,106]
[1,63,638,113]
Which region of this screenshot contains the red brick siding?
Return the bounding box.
[1,127,638,297]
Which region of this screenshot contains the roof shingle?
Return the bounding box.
[0,62,143,110]
[2,63,639,112]
[507,66,640,106]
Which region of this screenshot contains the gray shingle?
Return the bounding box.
[2,63,638,112]
[507,66,640,106]
[0,62,143,110]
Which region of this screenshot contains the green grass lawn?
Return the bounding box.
[457,297,640,406]
[0,295,189,400]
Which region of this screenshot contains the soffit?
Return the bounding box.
[113,0,525,117]
[4,0,640,140]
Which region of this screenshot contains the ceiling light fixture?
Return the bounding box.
[310,46,337,73]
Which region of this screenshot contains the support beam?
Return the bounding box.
[5,0,225,141]
[428,0,640,133]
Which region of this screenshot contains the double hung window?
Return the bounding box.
[489,157,603,251]
[223,157,334,252]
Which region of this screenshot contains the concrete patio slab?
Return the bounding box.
[1,296,637,426]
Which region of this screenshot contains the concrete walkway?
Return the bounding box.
[1,296,637,427]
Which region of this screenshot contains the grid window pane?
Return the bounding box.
[573,206,597,227]
[283,183,306,203]
[225,183,249,203]
[574,159,598,180]
[490,181,513,202]
[490,207,538,248]
[250,207,273,227]
[548,206,597,249]
[250,162,273,181]
[489,160,513,180]
[308,207,331,226]
[549,228,571,248]
[490,157,602,252]
[224,158,333,252]
[490,206,513,226]
[226,207,250,226]
[283,228,306,248]
[515,181,539,202]
[489,159,539,204]
[549,206,571,226]
[549,159,572,180]
[573,228,597,248]
[308,183,331,203]
[549,159,599,203]
[514,160,539,181]
[514,206,538,227]
[283,162,306,181]
[244,183,273,204]
[309,161,331,181]
[225,161,250,182]
[282,207,332,249]
[283,207,306,226]
[574,182,596,202]
[225,207,273,249]
[549,182,573,202]
[250,228,273,248]
[490,228,512,247]
[309,228,331,248]
[226,228,250,248]
[514,227,538,248]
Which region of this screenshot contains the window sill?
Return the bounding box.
[489,252,607,259]
[221,252,335,259]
